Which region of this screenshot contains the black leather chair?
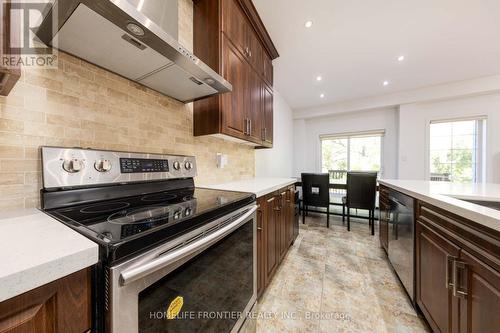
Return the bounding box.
[301,173,330,228]
[342,172,378,235]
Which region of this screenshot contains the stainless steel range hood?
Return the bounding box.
[35,0,231,103]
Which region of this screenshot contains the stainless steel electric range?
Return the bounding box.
[40,147,257,333]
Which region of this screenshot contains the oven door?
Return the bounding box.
[108,204,257,333]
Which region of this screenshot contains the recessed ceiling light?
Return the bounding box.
[320,93,325,98]
[304,20,313,28]
[316,76,322,81]
[383,81,389,86]
[398,55,405,62]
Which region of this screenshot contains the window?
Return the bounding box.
[429,118,485,183]
[320,132,383,177]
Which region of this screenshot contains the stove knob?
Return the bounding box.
[173,210,182,220]
[184,207,192,217]
[95,159,112,172]
[62,159,84,173]
[173,161,181,170]
[184,161,193,170]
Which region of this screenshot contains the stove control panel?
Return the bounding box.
[120,158,169,173]
[41,147,197,189]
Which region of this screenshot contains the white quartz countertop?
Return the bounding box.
[379,179,500,233]
[201,178,297,197]
[0,209,98,302]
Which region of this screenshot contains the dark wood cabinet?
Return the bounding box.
[264,195,278,287]
[257,185,297,298]
[415,201,500,333]
[261,84,273,147]
[378,186,389,252]
[193,0,278,147]
[247,67,263,143]
[0,268,92,333]
[256,196,266,298]
[278,190,288,262]
[220,37,248,138]
[416,219,460,333]
[458,250,500,333]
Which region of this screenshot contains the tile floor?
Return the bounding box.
[251,214,430,333]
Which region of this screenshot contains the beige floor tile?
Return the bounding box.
[254,213,430,333]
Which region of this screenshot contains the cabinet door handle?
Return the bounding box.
[249,119,252,135]
[445,255,456,289]
[274,207,281,211]
[257,226,263,231]
[452,260,468,299]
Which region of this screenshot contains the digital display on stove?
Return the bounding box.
[120,158,169,173]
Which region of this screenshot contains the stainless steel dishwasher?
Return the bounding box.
[387,189,415,302]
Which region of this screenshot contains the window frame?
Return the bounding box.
[319,130,385,177]
[426,116,487,183]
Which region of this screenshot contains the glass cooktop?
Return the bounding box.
[46,188,254,245]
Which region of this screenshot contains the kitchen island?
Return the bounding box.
[379,180,500,333]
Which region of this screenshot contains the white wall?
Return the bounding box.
[255,91,294,177]
[398,93,500,182]
[292,107,399,179]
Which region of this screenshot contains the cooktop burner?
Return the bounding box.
[108,205,173,224]
[141,193,177,202]
[80,202,131,214]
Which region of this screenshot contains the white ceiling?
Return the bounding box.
[252,0,500,110]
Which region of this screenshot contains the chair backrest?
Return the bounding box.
[430,173,451,182]
[346,171,377,209]
[301,173,330,208]
[328,170,347,181]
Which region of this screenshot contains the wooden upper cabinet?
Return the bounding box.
[263,53,273,87]
[262,84,273,146]
[221,37,248,139]
[247,28,264,75]
[221,0,248,57]
[193,0,278,147]
[247,67,263,142]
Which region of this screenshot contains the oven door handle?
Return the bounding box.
[119,205,257,286]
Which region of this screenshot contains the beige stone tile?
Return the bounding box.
[0,173,24,185]
[0,146,24,158]
[0,0,255,212]
[1,159,40,172]
[24,72,63,92]
[46,90,80,107]
[0,198,25,210]
[0,119,24,132]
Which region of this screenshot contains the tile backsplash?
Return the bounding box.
[0,0,254,211]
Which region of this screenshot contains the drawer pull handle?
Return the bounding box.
[452,260,468,299]
[445,255,456,289]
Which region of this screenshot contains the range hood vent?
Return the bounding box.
[35,0,232,103]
